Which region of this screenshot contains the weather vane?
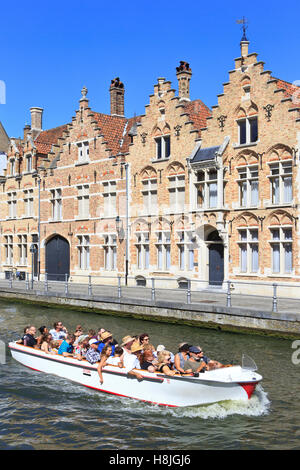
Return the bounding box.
[236,17,249,41]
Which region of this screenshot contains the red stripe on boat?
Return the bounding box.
[238,382,258,399]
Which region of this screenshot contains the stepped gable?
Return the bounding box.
[183,99,212,132]
[34,124,69,154]
[91,112,127,155]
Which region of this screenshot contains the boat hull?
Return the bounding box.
[9,343,262,407]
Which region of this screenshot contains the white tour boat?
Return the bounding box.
[9,342,262,407]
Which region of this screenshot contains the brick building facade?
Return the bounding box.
[1,38,300,295]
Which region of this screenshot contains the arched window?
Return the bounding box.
[268,212,293,274]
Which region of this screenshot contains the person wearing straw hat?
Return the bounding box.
[122,340,144,381]
[97,331,115,356]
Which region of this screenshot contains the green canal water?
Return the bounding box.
[0,300,299,450]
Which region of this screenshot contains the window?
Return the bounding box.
[77,235,90,270]
[269,161,292,205]
[270,227,292,274]
[135,232,150,269]
[77,185,89,218]
[103,181,117,217]
[237,117,258,145]
[103,235,117,270]
[196,169,218,209]
[169,175,185,212]
[177,231,195,271]
[238,228,259,273]
[8,192,17,218]
[77,142,89,163]
[10,159,15,176]
[50,188,62,220]
[155,135,170,160]
[26,155,32,172]
[24,189,34,217]
[17,235,27,265]
[142,178,157,215]
[4,235,13,264]
[156,231,171,270]
[238,165,259,207]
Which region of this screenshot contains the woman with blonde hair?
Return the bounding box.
[156,350,176,376]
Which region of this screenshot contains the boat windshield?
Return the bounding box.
[242,354,257,371]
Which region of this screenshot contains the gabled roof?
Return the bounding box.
[92,112,127,155]
[183,99,212,132]
[273,78,299,98]
[34,124,69,154]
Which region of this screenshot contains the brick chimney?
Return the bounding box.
[30,107,43,138]
[176,61,192,101]
[110,77,125,116]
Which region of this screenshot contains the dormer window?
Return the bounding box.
[155,135,170,160]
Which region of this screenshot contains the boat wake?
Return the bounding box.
[168,385,271,419]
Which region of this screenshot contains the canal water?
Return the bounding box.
[0,300,299,450]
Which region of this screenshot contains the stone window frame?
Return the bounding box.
[23,188,34,217]
[77,141,90,164]
[195,168,218,210]
[4,235,13,265]
[103,180,117,217]
[236,163,259,208]
[237,226,259,274]
[17,234,28,266]
[176,229,195,272]
[155,230,171,271]
[7,191,17,219]
[50,188,62,221]
[155,135,171,160]
[236,115,258,146]
[76,234,90,270]
[267,159,293,206]
[268,225,293,275]
[102,233,117,271]
[77,184,90,219]
[135,231,150,270]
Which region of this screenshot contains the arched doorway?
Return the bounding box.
[45,235,70,281]
[207,230,224,286]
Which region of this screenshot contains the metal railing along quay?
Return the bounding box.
[1,271,300,315]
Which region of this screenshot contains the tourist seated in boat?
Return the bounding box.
[97,345,114,384]
[36,326,49,348]
[155,344,175,365]
[122,340,144,381]
[58,335,76,357]
[73,328,84,345]
[156,351,176,376]
[85,338,101,364]
[140,345,158,373]
[105,346,124,367]
[97,331,115,356]
[40,333,56,355]
[180,346,207,373]
[194,346,223,370]
[23,326,39,348]
[121,335,135,356]
[49,322,68,341]
[174,343,193,374]
[16,326,30,344]
[139,333,155,352]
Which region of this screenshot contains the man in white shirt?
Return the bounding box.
[121,336,143,381]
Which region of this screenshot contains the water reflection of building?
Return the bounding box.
[1,36,300,296]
